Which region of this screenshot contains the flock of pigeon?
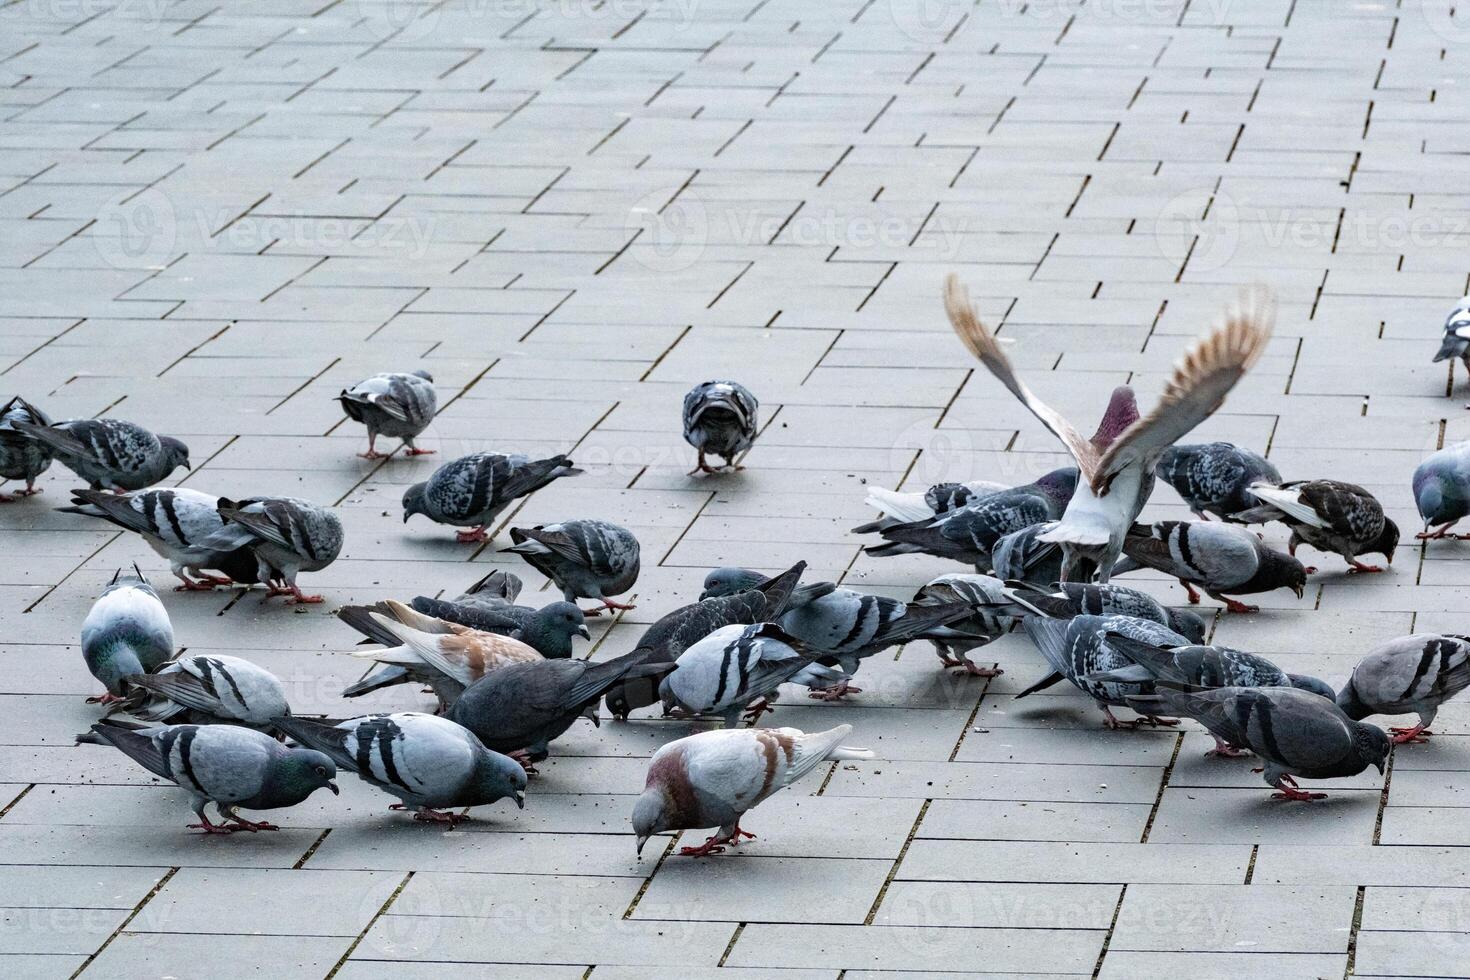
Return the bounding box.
[2,280,1470,852]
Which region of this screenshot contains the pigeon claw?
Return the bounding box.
[455,527,489,544]
[188,820,235,835]
[1389,725,1432,744]
[953,661,1003,678]
[403,447,436,456]
[174,579,218,592]
[678,834,733,857]
[357,450,391,460]
[1221,598,1259,614]
[507,749,539,776]
[396,805,467,826]
[85,692,123,705]
[224,818,279,832]
[1347,561,1385,574]
[807,682,861,702]
[1270,786,1328,802]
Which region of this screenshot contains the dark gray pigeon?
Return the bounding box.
[855,479,1007,532]
[1413,442,1470,540]
[84,721,337,833]
[505,519,640,615]
[683,380,759,474]
[447,651,676,772]
[1120,520,1307,613]
[338,370,437,459]
[1154,442,1281,521]
[698,567,834,610]
[998,581,1208,644]
[403,451,582,543]
[1432,295,1470,399]
[116,654,290,730]
[1128,686,1389,801]
[1019,614,1188,729]
[60,487,261,590]
[1233,480,1398,573]
[273,713,526,825]
[207,496,343,603]
[0,396,52,499]
[13,417,188,492]
[633,725,874,857]
[660,623,843,728]
[909,573,1016,676]
[990,522,1064,587]
[1336,633,1470,744]
[446,569,523,609]
[82,568,174,703]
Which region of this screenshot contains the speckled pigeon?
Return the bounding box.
[907,573,1017,676]
[403,451,582,543]
[505,519,640,615]
[82,567,174,704]
[338,370,437,459]
[632,725,874,857]
[1336,633,1470,744]
[117,654,290,730]
[0,396,52,500]
[1412,441,1470,540]
[1155,442,1281,521]
[990,522,1065,586]
[855,479,1007,530]
[945,274,1274,582]
[1432,295,1470,399]
[273,713,526,825]
[698,567,834,610]
[1019,614,1189,729]
[1233,480,1398,573]
[84,721,337,833]
[998,581,1208,644]
[659,623,844,727]
[1120,520,1307,613]
[206,496,342,603]
[682,380,759,474]
[12,416,188,492]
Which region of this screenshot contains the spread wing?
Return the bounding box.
[944,273,1099,481]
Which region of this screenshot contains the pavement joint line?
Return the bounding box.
[1372,747,1396,847]
[715,921,746,967]
[1243,843,1260,884]
[1089,882,1128,980]
[861,797,929,926]
[293,828,333,869]
[67,866,178,980]
[1137,729,1183,844]
[621,834,676,920]
[0,784,35,820]
[324,869,413,979]
[1343,883,1367,979]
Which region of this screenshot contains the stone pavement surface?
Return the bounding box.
[2,0,1469,976]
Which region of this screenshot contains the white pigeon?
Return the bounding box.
[943,273,1274,583]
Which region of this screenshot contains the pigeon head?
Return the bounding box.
[474,749,529,810]
[631,787,673,857]
[1369,519,1400,564]
[1354,723,1391,775]
[402,483,429,523]
[529,601,592,648]
[1090,386,1140,449]
[699,566,763,601]
[1162,608,1207,644]
[412,369,434,382]
[1287,673,1336,701]
[1259,548,1308,599]
[160,436,190,471]
[274,748,340,802]
[1035,466,1080,503]
[1413,464,1464,526]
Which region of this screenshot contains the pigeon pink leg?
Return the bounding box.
[1389,724,1432,744]
[455,526,489,543]
[1347,560,1385,574]
[1179,580,1202,604]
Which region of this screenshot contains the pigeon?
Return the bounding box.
[83,721,338,833]
[603,561,816,718]
[1432,295,1470,399]
[1232,480,1398,573]
[208,496,343,603]
[990,522,1064,587]
[0,396,52,500]
[1336,634,1470,744]
[1412,441,1470,540]
[1120,520,1307,613]
[698,567,835,610]
[944,273,1273,582]
[659,623,844,727]
[114,654,290,730]
[12,416,189,492]
[632,725,875,857]
[272,713,526,825]
[444,569,523,609]
[996,581,1209,644]
[1084,631,1335,755]
[407,593,590,659]
[682,380,759,475]
[403,451,582,543]
[910,572,1018,675]
[446,651,676,771]
[59,487,260,591]
[341,600,541,711]
[854,479,1008,531]
[1127,686,1389,801]
[1154,442,1281,521]
[505,519,640,615]
[81,567,174,704]
[1019,614,1190,729]
[860,468,1078,566]
[337,370,437,459]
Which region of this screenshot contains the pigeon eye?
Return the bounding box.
[314,766,327,777]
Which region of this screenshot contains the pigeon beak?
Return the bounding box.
[576,625,591,641]
[182,461,191,470]
[698,591,711,601]
[636,834,649,858]
[514,791,525,810]
[1292,584,1304,599]
[328,781,340,795]
[402,512,410,524]
[1374,759,1386,775]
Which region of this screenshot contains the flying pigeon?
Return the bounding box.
[998,581,1208,643]
[990,522,1065,586]
[0,396,52,500]
[659,623,845,727]
[403,451,582,543]
[82,568,174,704]
[1120,520,1307,613]
[1128,686,1389,801]
[1154,442,1281,521]
[1232,480,1398,573]
[1336,633,1470,744]
[337,370,437,459]
[208,496,343,603]
[83,721,337,833]
[855,479,1007,531]
[115,654,290,730]
[1019,614,1190,729]
[273,713,526,825]
[12,416,189,492]
[944,273,1273,582]
[698,567,835,610]
[682,380,759,475]
[632,725,875,857]
[446,651,676,771]
[910,572,1018,675]
[59,487,260,591]
[1413,441,1470,540]
[1432,295,1470,400]
[408,593,589,659]
[505,519,640,615]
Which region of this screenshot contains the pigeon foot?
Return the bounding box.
[807,682,861,702]
[1221,598,1259,614]
[1347,561,1385,574]
[1390,725,1432,744]
[455,527,489,543]
[86,692,123,705]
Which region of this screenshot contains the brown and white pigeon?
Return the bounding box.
[1232,480,1398,574]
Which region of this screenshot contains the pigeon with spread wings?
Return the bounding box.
[943,274,1274,583]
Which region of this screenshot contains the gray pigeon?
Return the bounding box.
[1413,442,1470,540]
[1128,686,1389,801]
[998,581,1208,644]
[82,568,174,703]
[1233,480,1398,573]
[0,396,52,500]
[505,519,640,615]
[60,487,261,590]
[854,479,1008,532]
[1019,614,1189,729]
[446,569,523,609]
[1154,442,1281,521]
[698,567,834,609]
[659,623,845,728]
[1120,520,1307,613]
[407,593,590,659]
[207,496,343,603]
[338,370,437,459]
[682,380,759,474]
[989,521,1065,586]
[909,573,1017,676]
[447,650,676,771]
[12,417,188,491]
[116,654,290,730]
[84,721,337,833]
[1336,634,1470,744]
[273,713,526,825]
[632,725,874,857]
[1432,295,1470,397]
[403,451,582,543]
